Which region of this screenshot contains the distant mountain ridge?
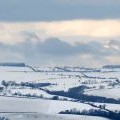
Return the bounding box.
[1,62,120,70]
[103,65,120,69]
[0,62,26,67]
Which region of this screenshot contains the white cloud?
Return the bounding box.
[104,40,120,50]
[0,19,120,45]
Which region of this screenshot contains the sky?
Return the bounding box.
[0,0,120,67]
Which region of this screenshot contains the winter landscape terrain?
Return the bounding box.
[0,63,120,120]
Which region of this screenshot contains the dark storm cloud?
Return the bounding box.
[0,0,120,21]
[0,37,119,65]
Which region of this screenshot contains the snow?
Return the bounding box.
[0,96,51,113]
[84,88,120,99]
[0,113,110,120]
[0,65,120,99]
[47,101,95,114]
[10,88,54,98]
[0,96,94,114]
[0,65,119,120]
[94,103,120,112]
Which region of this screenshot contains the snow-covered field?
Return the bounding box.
[84,88,120,99]
[0,96,109,120]
[93,102,120,112]
[0,113,110,120]
[0,64,120,120]
[0,96,95,114]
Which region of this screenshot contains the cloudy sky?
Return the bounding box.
[0,0,120,67]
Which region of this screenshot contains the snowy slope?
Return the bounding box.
[0,96,95,114]
[0,64,119,120]
[0,113,110,120]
